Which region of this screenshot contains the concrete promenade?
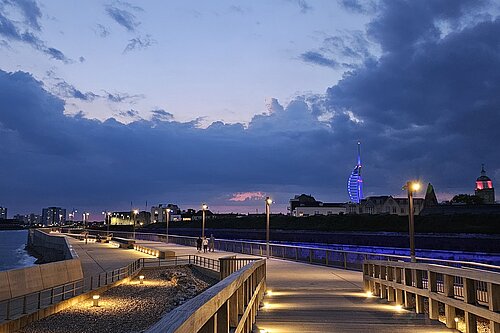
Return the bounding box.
[66,236,453,332]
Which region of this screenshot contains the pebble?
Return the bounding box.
[19,266,213,333]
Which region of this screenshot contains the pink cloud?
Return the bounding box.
[229,191,266,202]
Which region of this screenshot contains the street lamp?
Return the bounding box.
[165,208,171,243]
[404,181,421,263]
[102,211,112,236]
[265,197,272,259]
[133,209,139,239]
[201,204,208,238]
[83,212,90,229]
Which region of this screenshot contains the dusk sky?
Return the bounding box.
[1,0,499,218]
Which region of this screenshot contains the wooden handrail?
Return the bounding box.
[146,259,266,333]
[363,259,500,333]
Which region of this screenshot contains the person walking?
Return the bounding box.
[209,234,215,252]
[196,236,202,252]
[202,236,209,253]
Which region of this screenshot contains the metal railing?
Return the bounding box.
[364,260,500,333]
[81,230,500,273]
[0,254,221,323]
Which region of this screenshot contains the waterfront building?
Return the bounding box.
[347,142,363,203]
[475,164,495,204]
[111,211,151,226]
[0,206,6,219]
[150,204,182,223]
[357,196,425,215]
[41,207,66,226]
[289,194,347,217]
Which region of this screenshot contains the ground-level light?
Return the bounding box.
[139,275,145,284]
[92,295,100,307]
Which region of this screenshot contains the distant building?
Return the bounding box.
[192,209,215,221]
[41,207,66,226]
[289,194,347,217]
[475,164,495,204]
[0,206,6,219]
[347,142,363,204]
[150,204,182,223]
[356,196,425,216]
[111,211,150,226]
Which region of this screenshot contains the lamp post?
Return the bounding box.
[404,181,421,263]
[133,209,139,239]
[102,211,111,236]
[265,197,272,259]
[201,204,208,238]
[165,208,171,243]
[83,212,89,229]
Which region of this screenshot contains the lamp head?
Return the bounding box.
[202,204,208,210]
[133,209,139,215]
[410,182,421,192]
[265,197,273,205]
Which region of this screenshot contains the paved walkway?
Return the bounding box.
[66,236,453,332]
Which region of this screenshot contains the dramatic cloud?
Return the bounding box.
[1,0,499,215]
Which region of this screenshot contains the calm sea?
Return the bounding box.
[0,230,37,271]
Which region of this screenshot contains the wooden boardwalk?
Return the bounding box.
[255,259,452,332]
[67,236,453,332]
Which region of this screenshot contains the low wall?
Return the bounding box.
[28,229,79,262]
[0,259,83,302]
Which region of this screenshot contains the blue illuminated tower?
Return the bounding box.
[347,142,363,203]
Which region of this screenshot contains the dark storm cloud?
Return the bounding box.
[0,2,70,62]
[0,69,337,213]
[300,51,339,68]
[326,0,500,193]
[1,0,500,214]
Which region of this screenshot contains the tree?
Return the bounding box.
[451,194,484,205]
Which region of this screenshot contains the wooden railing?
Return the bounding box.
[146,259,267,333]
[363,260,500,333]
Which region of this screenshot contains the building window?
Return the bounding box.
[401,208,405,214]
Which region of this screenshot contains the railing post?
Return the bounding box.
[22,295,27,314]
[343,252,347,269]
[216,301,229,333]
[464,278,478,333]
[488,283,500,333]
[428,271,439,320]
[444,274,456,329]
[414,270,424,314]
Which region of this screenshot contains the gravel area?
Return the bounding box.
[19,266,215,333]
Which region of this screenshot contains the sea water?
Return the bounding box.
[0,229,37,271]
